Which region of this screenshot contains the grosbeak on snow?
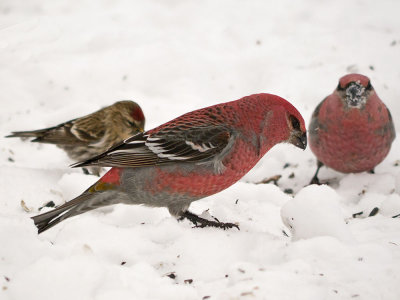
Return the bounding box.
[32,93,307,233]
[309,74,395,184]
[7,100,145,176]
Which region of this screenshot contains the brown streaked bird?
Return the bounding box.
[7,100,145,176]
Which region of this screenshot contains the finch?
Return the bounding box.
[309,74,395,184]
[32,93,307,233]
[7,100,145,176]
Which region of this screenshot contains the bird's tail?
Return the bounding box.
[32,187,125,234]
[32,193,95,234]
[6,127,55,142]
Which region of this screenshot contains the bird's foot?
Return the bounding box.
[308,176,335,186]
[179,211,240,230]
[82,168,90,175]
[309,176,321,185]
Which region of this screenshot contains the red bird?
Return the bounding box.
[309,74,395,184]
[32,93,307,233]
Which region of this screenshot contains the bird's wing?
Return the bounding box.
[31,113,106,145]
[6,108,107,145]
[68,113,106,143]
[72,125,233,168]
[384,104,396,142]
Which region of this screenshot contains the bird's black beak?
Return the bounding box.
[289,131,307,150]
[345,82,366,107]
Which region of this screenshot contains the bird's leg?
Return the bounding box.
[309,161,324,185]
[368,169,375,174]
[179,211,240,230]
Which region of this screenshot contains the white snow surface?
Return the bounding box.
[1,0,400,299]
[281,185,354,242]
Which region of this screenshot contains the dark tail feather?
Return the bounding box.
[32,204,74,234]
[32,193,93,234]
[6,127,55,140]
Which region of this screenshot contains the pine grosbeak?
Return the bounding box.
[309,74,395,184]
[7,100,145,176]
[32,93,306,233]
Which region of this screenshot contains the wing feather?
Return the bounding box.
[72,125,234,169]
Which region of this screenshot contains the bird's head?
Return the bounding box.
[253,94,307,151]
[337,74,373,109]
[116,100,146,134]
[286,113,307,150]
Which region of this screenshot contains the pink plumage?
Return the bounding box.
[32,93,306,233]
[309,74,395,183]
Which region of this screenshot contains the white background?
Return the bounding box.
[1,0,400,299]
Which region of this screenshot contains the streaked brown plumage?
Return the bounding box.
[7,100,145,175]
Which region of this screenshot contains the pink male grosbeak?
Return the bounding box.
[309,74,395,184]
[7,100,145,176]
[32,93,307,233]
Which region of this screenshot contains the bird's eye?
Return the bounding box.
[289,115,300,130]
[337,83,345,91]
[128,121,137,127]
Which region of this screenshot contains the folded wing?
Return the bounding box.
[72,125,234,168]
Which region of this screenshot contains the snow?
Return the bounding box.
[1,0,400,299]
[281,185,354,242]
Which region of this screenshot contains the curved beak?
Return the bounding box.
[345,82,366,107]
[289,130,307,150]
[134,120,145,133]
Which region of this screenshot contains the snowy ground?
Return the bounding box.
[1,0,400,299]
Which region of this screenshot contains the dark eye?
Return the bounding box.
[289,115,300,130]
[128,121,137,127]
[337,82,345,91]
